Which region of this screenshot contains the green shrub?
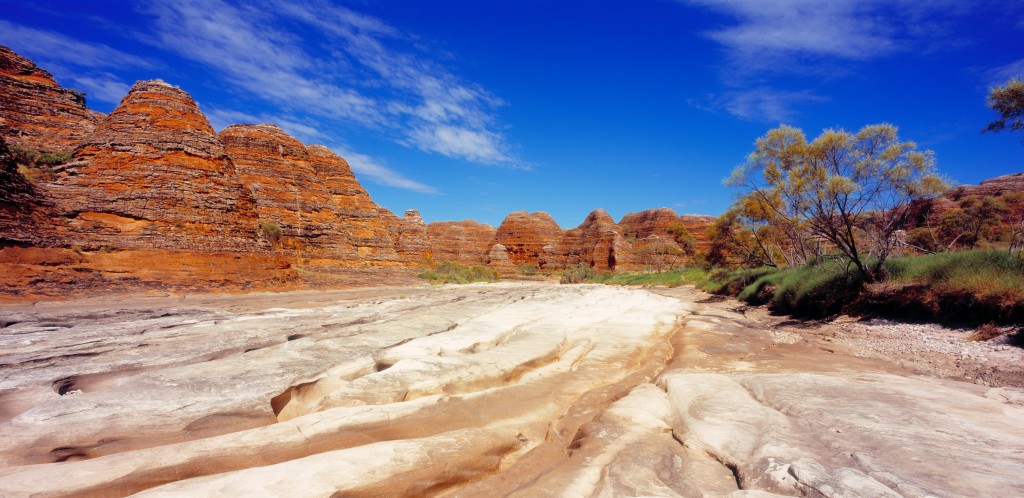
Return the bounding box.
[259,220,282,244]
[419,261,499,284]
[594,268,707,286]
[560,263,596,284]
[516,262,539,276]
[884,250,1024,302]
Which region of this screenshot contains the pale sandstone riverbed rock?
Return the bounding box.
[0,283,1023,497]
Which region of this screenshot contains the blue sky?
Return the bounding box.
[2,1,1022,228]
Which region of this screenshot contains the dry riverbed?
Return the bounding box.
[1,282,1022,497]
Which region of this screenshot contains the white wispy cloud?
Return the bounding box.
[985,58,1024,87]
[681,0,965,121]
[139,0,515,173]
[720,88,828,122]
[204,108,324,143]
[0,20,148,104]
[684,0,963,67]
[70,73,131,105]
[331,145,439,195]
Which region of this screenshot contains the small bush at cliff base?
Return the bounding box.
[259,220,282,244]
[419,261,499,284]
[560,263,596,284]
[593,268,706,286]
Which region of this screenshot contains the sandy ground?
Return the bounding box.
[0,282,1022,497]
[662,289,1024,388]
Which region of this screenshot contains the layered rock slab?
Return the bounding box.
[1,284,1024,496]
[0,45,100,152]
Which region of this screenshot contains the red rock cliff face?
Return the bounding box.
[0,45,100,152]
[909,173,1024,230]
[306,145,400,264]
[220,124,354,259]
[493,211,563,267]
[427,220,497,265]
[49,80,262,251]
[556,209,630,270]
[382,209,430,263]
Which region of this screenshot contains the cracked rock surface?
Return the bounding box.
[1,283,1022,497]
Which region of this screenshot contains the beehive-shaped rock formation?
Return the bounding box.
[0,45,100,152]
[306,145,400,264]
[427,220,497,265]
[50,80,261,251]
[383,209,430,263]
[494,211,563,266]
[558,209,631,270]
[220,124,354,259]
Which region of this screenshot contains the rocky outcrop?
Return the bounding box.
[220,124,354,259]
[427,221,496,265]
[49,80,262,251]
[908,172,1024,239]
[306,145,399,264]
[494,211,563,267]
[383,209,430,263]
[557,209,630,270]
[0,45,100,152]
[487,243,515,272]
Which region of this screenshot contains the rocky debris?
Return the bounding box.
[383,208,430,263]
[3,284,1022,496]
[305,145,400,264]
[555,208,630,270]
[427,220,497,265]
[0,45,100,152]
[220,124,354,259]
[48,80,262,251]
[494,211,564,268]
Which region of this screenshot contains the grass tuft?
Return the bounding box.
[419,261,499,284]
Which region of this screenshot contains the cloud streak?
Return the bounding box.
[682,0,967,121]
[140,0,515,174]
[0,20,147,104]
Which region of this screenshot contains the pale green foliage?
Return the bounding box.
[985,77,1024,138]
[559,263,596,284]
[726,123,947,281]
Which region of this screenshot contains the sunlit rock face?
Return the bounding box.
[306,144,401,265]
[2,284,1023,497]
[220,124,355,259]
[50,80,262,252]
[554,208,629,271]
[427,220,497,266]
[493,211,564,268]
[0,45,101,153]
[382,208,431,264]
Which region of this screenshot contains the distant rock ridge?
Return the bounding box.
[0,45,101,152]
